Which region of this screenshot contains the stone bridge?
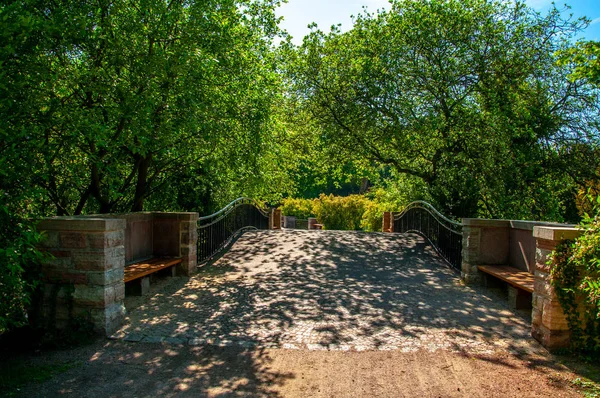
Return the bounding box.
[112,230,539,355]
[37,205,581,353]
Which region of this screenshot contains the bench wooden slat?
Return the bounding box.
[477,265,534,293]
[124,258,183,283]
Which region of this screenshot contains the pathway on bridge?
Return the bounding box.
[114,230,540,355]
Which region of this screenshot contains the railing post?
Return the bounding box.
[383,212,393,232]
[270,208,281,230]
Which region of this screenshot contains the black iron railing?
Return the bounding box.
[393,201,462,271]
[197,197,269,264]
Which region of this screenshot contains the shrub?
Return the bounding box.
[279,198,316,219]
[313,194,369,230]
[0,205,46,334]
[550,194,600,359]
[361,200,389,232]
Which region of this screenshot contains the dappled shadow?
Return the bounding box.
[10,340,292,398]
[116,230,546,359]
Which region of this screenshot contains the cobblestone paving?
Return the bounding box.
[113,230,541,354]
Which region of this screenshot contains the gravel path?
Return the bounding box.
[113,230,542,356]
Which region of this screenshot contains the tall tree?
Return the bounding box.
[286,0,600,219]
[1,0,284,215]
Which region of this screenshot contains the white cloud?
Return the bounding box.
[591,17,600,26]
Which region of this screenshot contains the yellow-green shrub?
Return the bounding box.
[360,201,385,232]
[361,188,407,232]
[313,194,369,230]
[279,197,315,219]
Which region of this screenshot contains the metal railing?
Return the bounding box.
[197,197,269,264]
[393,201,462,271]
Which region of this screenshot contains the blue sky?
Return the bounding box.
[276,0,600,45]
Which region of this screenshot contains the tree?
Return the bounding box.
[558,40,600,216]
[286,0,600,219]
[1,0,285,216]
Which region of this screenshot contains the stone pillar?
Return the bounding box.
[282,216,296,229]
[461,219,510,285]
[270,209,282,229]
[383,212,393,232]
[37,217,126,336]
[308,217,318,230]
[531,226,581,350]
[177,213,199,276]
[152,212,199,276]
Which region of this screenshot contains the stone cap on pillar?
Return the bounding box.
[533,226,581,242]
[151,212,199,221]
[37,217,125,232]
[461,218,510,227]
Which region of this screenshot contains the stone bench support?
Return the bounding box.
[461,219,510,284]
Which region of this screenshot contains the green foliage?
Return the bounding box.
[279,198,316,219]
[571,377,600,398]
[550,195,600,359]
[360,187,409,231]
[0,358,79,396]
[285,0,599,220]
[360,200,385,232]
[0,0,286,216]
[559,41,600,87]
[0,204,46,334]
[312,194,370,231]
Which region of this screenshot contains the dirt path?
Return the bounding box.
[7,339,584,397]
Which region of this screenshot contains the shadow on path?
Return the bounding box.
[117,230,538,356]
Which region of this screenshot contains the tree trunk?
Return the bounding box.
[131,155,151,212]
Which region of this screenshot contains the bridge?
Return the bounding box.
[113,228,535,354]
[38,198,580,352]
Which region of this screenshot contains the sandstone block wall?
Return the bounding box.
[531,226,581,350]
[460,219,510,284]
[37,212,199,336]
[37,217,127,336]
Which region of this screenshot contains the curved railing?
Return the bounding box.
[197,197,269,264]
[393,201,462,271]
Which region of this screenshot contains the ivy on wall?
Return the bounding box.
[550,195,600,359]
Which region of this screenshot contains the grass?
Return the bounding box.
[556,353,600,398]
[0,358,79,396]
[572,377,600,398]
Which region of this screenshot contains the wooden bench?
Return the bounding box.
[477,265,534,310]
[124,257,182,296]
[313,223,323,230]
